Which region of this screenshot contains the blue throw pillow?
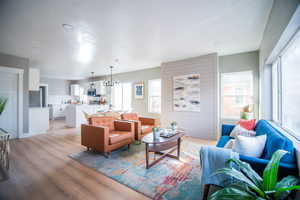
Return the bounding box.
[256,120,295,164]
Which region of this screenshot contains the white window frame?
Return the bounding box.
[148,79,161,113]
[271,29,300,141]
[220,70,254,120]
[112,82,132,111]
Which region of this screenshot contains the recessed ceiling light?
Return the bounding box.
[62,23,73,30]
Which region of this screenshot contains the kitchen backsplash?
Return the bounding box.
[48,95,73,105]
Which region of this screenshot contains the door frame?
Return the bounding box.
[0,66,24,138]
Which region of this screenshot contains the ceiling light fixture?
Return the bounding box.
[62,23,73,30]
[104,66,120,110]
[103,66,119,87]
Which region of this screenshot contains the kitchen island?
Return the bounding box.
[65,104,108,128]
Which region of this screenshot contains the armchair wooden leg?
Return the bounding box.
[203,184,210,200]
[104,152,111,158]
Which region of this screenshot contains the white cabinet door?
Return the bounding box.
[29,68,40,91]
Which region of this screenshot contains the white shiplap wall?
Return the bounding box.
[161,53,219,140]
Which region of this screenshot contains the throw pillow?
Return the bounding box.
[230,125,256,138]
[239,119,256,130]
[233,134,267,158]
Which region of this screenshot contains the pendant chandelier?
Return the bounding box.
[103,66,119,87]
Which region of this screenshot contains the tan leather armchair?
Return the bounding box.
[120,113,160,140]
[81,116,134,157]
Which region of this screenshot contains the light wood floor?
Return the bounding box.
[0,120,216,200]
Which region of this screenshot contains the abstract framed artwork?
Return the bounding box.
[134,82,144,99]
[173,74,200,112]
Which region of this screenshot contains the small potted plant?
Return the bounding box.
[170,121,178,131]
[152,127,160,140]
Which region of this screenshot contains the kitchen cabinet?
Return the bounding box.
[29,68,40,91]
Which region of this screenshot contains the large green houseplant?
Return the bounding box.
[209,150,300,200]
[0,97,8,115]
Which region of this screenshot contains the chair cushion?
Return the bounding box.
[141,125,153,135]
[90,116,115,131]
[122,113,139,121]
[104,111,121,119]
[109,131,132,145]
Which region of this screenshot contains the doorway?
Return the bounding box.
[0,66,23,139]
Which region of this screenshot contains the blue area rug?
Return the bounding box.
[70,140,203,200]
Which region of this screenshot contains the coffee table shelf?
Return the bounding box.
[142,131,184,169]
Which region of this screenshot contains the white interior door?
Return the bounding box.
[0,71,18,139]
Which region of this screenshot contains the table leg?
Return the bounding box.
[145,143,149,169]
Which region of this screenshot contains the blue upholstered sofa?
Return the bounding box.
[217,120,298,178]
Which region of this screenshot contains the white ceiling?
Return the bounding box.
[0,0,273,80]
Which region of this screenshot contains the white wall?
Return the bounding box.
[161,53,218,140]
[259,0,299,119]
[40,77,73,106]
[219,51,259,123]
[40,77,70,96]
[74,67,161,117]
[0,52,29,133]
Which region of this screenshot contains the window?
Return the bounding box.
[272,31,300,138]
[148,79,161,113]
[272,61,279,122]
[221,71,254,119]
[112,82,132,111]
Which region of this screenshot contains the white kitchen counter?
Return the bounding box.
[29,107,50,135]
[65,104,108,128]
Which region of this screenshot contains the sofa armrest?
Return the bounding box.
[221,124,235,136]
[81,124,109,151]
[114,120,134,132]
[139,117,159,126]
[239,154,298,177]
[216,136,233,148]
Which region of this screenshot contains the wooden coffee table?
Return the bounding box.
[142,131,185,169]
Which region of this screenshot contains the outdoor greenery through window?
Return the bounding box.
[148,79,161,113]
[221,71,253,119]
